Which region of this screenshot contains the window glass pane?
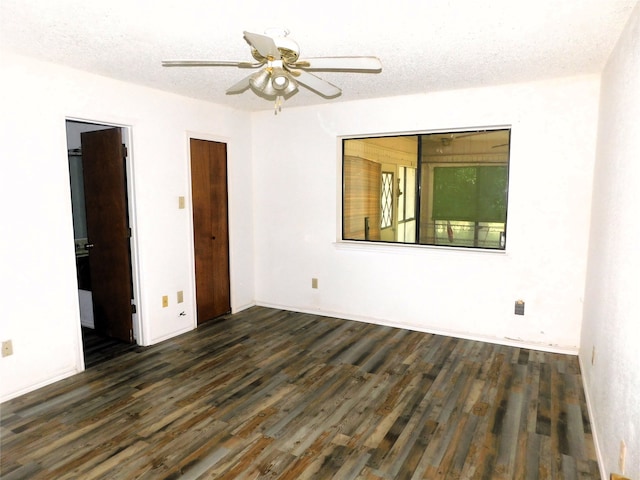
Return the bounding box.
[405,167,416,220]
[381,172,393,229]
[477,166,508,223]
[433,167,477,221]
[342,129,509,250]
[433,166,507,223]
[434,220,505,248]
[397,217,417,244]
[398,167,405,222]
[343,156,381,241]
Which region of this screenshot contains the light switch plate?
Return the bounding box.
[2,340,13,357]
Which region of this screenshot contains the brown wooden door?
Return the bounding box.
[190,139,231,324]
[81,128,134,343]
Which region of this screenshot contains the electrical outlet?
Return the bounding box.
[2,340,13,357]
[177,290,184,303]
[162,295,169,308]
[178,196,185,209]
[312,278,318,289]
[619,440,626,473]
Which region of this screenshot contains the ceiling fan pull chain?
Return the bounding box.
[274,95,284,114]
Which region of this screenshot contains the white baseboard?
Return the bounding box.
[1,367,80,403]
[254,301,579,355]
[578,354,606,480]
[232,301,257,314]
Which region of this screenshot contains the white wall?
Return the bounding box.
[0,51,255,402]
[252,75,600,352]
[581,3,640,479]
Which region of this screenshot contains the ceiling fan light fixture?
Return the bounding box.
[162,29,383,109]
[272,75,288,90]
[271,68,290,91]
[280,77,298,96]
[249,69,270,91]
[262,79,277,96]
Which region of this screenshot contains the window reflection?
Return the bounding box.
[342,129,510,250]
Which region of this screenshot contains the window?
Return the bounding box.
[381,172,393,229]
[342,129,510,250]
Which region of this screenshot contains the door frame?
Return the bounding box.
[67,117,144,359]
[186,132,233,326]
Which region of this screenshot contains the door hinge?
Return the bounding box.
[129,329,133,343]
[131,303,137,314]
[122,144,128,158]
[127,227,132,238]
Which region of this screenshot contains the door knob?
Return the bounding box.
[85,243,95,249]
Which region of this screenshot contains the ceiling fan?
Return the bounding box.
[162,29,382,112]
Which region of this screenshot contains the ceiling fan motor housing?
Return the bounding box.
[251,41,300,64]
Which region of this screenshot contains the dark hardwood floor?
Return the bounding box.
[81,327,143,369]
[1,307,598,479]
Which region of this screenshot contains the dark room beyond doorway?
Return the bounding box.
[66,120,137,367]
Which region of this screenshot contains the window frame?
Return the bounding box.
[340,127,511,252]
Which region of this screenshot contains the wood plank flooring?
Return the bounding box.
[82,327,142,368]
[1,307,599,479]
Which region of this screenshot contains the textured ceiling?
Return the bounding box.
[1,0,637,112]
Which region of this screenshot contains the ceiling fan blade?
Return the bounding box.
[295,70,341,98]
[292,56,382,72]
[226,73,253,94]
[243,31,280,59]
[162,60,260,68]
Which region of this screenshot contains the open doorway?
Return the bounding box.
[67,120,139,367]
